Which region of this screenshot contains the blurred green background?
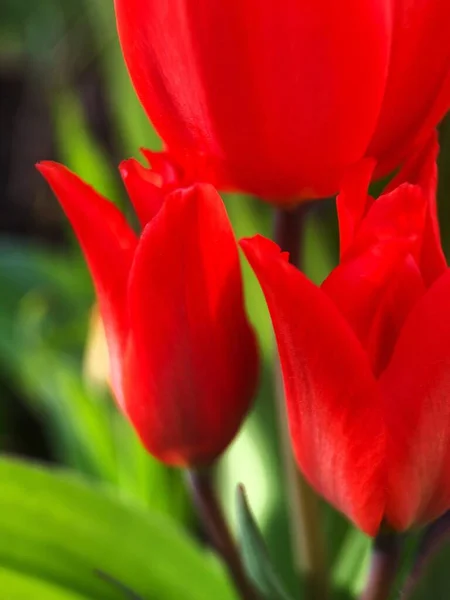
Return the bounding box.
[1,1,450,599]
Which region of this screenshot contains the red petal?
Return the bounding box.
[114,0,391,200]
[324,183,426,362]
[380,269,450,529]
[125,184,258,466]
[365,257,425,376]
[119,158,164,227]
[337,158,376,259]
[368,1,450,172]
[240,235,385,535]
[140,149,183,186]
[384,131,446,286]
[36,161,138,408]
[348,183,426,260]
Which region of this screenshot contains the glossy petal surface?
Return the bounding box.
[323,182,426,369]
[241,235,385,534]
[369,0,450,171]
[115,0,391,200]
[381,269,450,529]
[126,184,258,465]
[119,159,165,226]
[365,257,425,376]
[385,132,447,286]
[337,159,375,259]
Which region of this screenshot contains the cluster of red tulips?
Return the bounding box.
[38,1,450,599]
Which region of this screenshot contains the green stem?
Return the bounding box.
[186,469,260,600]
[402,510,450,597]
[359,532,401,600]
[273,205,328,600]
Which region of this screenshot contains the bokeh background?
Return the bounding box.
[1,1,450,598]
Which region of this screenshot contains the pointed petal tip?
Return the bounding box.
[118,159,133,180]
[119,157,160,187]
[239,235,288,263]
[35,160,61,176]
[35,161,47,171]
[139,148,183,186]
[35,162,88,197]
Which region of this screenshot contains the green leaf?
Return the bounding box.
[403,537,450,600]
[0,238,189,521]
[52,89,121,203]
[236,485,293,600]
[0,567,90,600]
[331,528,370,597]
[84,0,160,156]
[0,457,236,600]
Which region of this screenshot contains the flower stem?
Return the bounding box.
[273,205,328,600]
[359,532,401,600]
[401,510,450,598]
[186,468,260,600]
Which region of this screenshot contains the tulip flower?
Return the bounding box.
[37,153,259,467]
[114,0,450,203]
[241,133,450,535]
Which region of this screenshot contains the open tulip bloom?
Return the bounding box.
[38,131,450,599]
[115,0,450,202]
[242,134,450,537]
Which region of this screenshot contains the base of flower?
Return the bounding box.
[185,468,259,600]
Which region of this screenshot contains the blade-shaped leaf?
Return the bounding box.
[0,566,90,600]
[331,528,370,596]
[0,457,236,600]
[236,485,293,600]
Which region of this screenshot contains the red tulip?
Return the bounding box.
[37,154,258,467]
[114,0,450,203]
[241,133,450,535]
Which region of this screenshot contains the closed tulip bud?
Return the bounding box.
[37,153,259,467]
[241,132,450,535]
[114,0,450,203]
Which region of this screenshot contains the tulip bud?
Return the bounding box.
[37,154,259,467]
